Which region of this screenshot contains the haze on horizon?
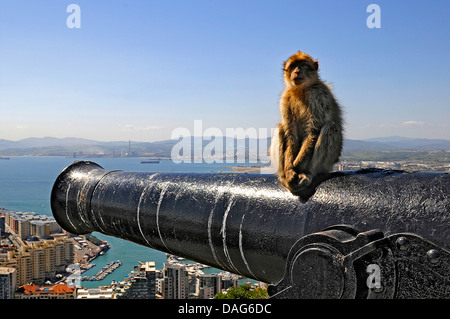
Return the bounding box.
[0,1,449,143]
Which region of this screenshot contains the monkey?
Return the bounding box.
[270,51,343,198]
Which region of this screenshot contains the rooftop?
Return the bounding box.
[18,283,75,294]
[3,210,56,223]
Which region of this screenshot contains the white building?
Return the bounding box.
[76,286,114,299]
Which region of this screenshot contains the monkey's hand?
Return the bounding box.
[292,136,316,169]
[281,168,299,191]
[281,169,310,190]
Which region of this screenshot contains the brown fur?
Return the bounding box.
[271,51,343,197]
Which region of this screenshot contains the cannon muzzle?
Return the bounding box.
[51,161,450,298]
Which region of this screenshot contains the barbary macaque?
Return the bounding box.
[270,51,343,198]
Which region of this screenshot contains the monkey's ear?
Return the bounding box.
[314,60,319,70]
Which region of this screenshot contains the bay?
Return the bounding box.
[0,156,252,288]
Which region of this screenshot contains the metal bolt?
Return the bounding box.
[396,236,409,251]
[426,249,440,264]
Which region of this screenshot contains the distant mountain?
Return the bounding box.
[342,139,394,151]
[343,137,450,151]
[361,136,450,150]
[0,136,448,157]
[0,139,16,149]
[0,137,100,149]
[365,136,413,143]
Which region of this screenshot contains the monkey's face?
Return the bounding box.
[283,51,319,87]
[285,59,318,87]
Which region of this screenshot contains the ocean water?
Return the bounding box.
[0,156,250,288]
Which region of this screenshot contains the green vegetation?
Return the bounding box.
[214,284,269,299]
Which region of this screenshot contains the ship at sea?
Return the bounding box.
[140,159,160,164]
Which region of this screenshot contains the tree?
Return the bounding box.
[214,284,268,299]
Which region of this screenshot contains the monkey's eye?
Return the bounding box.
[286,63,298,71]
[286,61,313,72]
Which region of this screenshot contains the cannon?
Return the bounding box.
[51,161,450,298]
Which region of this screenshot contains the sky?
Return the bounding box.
[0,0,449,142]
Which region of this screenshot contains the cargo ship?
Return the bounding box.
[140,159,160,164]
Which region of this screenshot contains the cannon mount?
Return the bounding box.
[269,224,450,298]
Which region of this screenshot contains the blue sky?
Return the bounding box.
[0,0,448,142]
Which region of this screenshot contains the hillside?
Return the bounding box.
[0,136,448,162]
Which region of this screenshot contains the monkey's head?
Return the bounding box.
[283,51,319,88]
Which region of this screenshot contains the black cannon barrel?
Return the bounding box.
[50,161,449,285]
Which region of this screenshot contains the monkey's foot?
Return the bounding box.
[297,173,311,189]
[280,172,315,201]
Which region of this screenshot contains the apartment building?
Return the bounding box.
[196,273,221,299]
[0,214,5,237]
[0,267,16,299]
[0,238,74,286]
[115,261,157,299]
[3,211,62,240]
[194,272,239,299]
[161,263,189,299]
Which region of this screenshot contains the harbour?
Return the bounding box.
[82,260,122,281]
[0,156,252,289]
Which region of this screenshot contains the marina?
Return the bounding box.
[82,260,122,281]
[0,156,248,289]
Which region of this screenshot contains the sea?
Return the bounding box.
[0,156,254,288]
